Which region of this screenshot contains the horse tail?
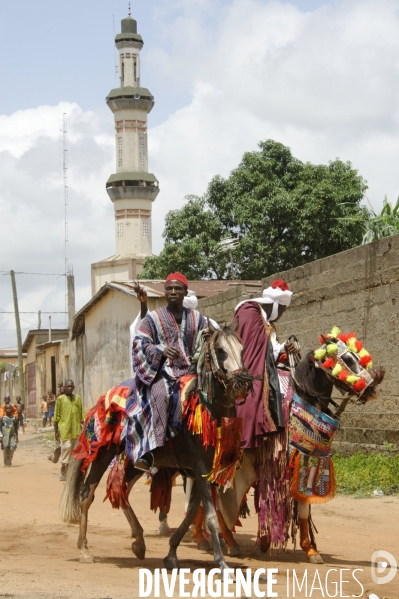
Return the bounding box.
[59,458,84,524]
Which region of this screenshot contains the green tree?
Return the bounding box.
[362,196,399,243]
[141,140,369,280]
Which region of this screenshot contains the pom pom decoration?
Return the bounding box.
[346,375,359,384]
[326,343,339,355]
[359,355,372,368]
[355,340,363,352]
[338,370,348,381]
[319,335,329,344]
[322,357,335,370]
[358,349,369,358]
[330,326,341,338]
[332,364,342,376]
[366,361,373,370]
[314,349,326,361]
[353,378,367,392]
[338,333,350,343]
[347,338,358,352]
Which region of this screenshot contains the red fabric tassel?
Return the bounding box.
[103,459,129,509]
[150,468,172,514]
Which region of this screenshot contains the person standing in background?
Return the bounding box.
[54,380,85,481]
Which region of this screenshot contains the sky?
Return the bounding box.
[1,0,399,350]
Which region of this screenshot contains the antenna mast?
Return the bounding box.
[62,113,69,321]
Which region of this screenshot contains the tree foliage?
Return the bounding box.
[362,196,399,243]
[141,140,369,280]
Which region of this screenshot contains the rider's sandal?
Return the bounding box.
[134,452,154,472]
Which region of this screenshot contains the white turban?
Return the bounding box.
[235,283,293,321]
[183,289,199,310]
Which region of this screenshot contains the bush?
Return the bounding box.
[333,452,399,495]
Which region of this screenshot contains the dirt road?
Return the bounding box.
[0,426,397,599]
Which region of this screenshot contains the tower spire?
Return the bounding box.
[128,2,131,17]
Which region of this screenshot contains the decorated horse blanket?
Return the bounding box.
[289,394,339,504]
[73,379,132,473]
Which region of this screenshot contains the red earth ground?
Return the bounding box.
[0,425,397,599]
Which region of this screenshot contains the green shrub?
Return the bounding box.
[333,452,399,495]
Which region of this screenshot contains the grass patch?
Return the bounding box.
[333,452,399,495]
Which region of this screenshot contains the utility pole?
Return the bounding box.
[38,310,41,329]
[10,270,25,402]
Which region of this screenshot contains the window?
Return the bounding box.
[142,220,150,237]
[118,137,123,167]
[134,59,137,81]
[117,222,124,237]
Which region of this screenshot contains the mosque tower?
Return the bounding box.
[91,7,159,295]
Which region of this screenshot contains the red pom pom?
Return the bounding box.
[338,333,350,343]
[353,378,367,392]
[355,340,363,352]
[319,335,330,344]
[347,332,356,339]
[360,355,372,368]
[338,370,348,381]
[322,357,335,370]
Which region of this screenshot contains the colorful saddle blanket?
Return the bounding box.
[73,379,133,473]
[289,394,339,504]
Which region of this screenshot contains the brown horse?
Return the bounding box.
[60,324,255,572]
[215,344,385,564]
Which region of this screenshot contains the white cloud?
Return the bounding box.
[2,0,399,349]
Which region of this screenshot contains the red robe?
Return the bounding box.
[233,302,285,448]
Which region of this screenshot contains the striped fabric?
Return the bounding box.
[126,307,206,463]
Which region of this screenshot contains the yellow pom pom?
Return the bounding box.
[346,375,359,384]
[330,326,340,338]
[327,343,338,355]
[347,338,358,352]
[366,361,373,370]
[358,349,369,358]
[314,349,326,361]
[332,364,342,376]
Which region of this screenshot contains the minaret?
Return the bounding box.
[91,9,159,295]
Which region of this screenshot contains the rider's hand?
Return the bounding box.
[284,342,297,354]
[162,346,180,360]
[133,283,148,304]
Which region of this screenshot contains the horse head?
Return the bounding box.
[207,321,256,404]
[294,327,385,413]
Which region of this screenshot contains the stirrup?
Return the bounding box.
[134,452,154,472]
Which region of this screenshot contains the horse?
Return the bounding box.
[59,324,256,572]
[214,331,385,564]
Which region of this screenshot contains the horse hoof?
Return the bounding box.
[158,521,170,536]
[132,542,146,560]
[79,551,94,563]
[197,541,211,551]
[163,556,179,571]
[227,545,242,557]
[308,552,324,564]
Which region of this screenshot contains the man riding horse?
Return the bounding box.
[126,272,209,472]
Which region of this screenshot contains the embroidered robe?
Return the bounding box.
[126,306,206,463]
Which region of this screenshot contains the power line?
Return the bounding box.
[0,311,67,314]
[0,271,65,276]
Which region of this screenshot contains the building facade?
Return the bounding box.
[91,12,159,295]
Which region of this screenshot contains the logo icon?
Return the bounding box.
[371,550,397,585]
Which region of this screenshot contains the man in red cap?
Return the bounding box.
[126,272,208,471]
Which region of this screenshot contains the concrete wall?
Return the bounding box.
[198,235,399,454]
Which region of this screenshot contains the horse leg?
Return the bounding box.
[216,509,241,556]
[164,482,201,570]
[122,463,146,560]
[191,505,211,550]
[159,511,170,536]
[77,447,116,563]
[193,466,229,572]
[298,502,323,564]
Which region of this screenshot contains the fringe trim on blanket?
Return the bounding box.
[103,454,129,510]
[289,449,336,504]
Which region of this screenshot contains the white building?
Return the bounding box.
[91,11,159,295]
